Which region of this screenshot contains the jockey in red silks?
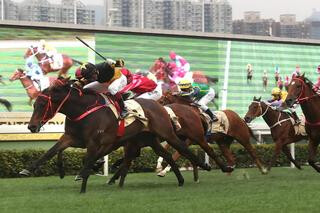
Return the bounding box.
[120,70,162,101]
[312,65,320,94]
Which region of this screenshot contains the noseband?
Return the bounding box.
[252,101,270,117]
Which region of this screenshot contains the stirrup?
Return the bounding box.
[211,116,218,122]
[119,110,129,119]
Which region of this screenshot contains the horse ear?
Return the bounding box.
[301,73,305,78]
[258,96,261,101]
[253,96,256,100]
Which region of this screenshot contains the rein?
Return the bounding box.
[252,101,291,129]
[291,77,320,126]
[292,77,318,104]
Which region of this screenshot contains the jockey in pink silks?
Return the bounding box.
[168,51,191,84]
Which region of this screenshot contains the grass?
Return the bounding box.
[0,167,320,213]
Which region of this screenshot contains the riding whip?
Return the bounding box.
[76,36,107,61]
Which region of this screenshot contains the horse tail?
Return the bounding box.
[0,98,12,111]
[71,58,83,65]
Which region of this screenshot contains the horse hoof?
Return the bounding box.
[19,169,31,176]
[204,164,211,171]
[157,171,166,177]
[155,167,163,173]
[178,181,184,187]
[261,167,268,175]
[194,179,200,183]
[222,166,234,173]
[108,180,116,185]
[74,175,82,181]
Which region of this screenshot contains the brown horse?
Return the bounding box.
[24,45,77,76]
[9,68,56,105]
[108,102,233,184]
[285,74,320,172]
[23,78,210,193]
[244,97,308,170]
[156,92,267,176]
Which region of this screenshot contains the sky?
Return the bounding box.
[12,0,320,21]
[228,0,320,21]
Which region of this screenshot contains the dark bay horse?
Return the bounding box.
[23,78,210,192]
[24,45,77,76]
[244,97,308,170]
[0,98,12,111]
[285,74,320,172]
[156,92,267,176]
[108,102,233,184]
[9,68,56,105]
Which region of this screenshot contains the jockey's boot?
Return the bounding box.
[291,111,300,124]
[118,96,129,119]
[205,108,218,122]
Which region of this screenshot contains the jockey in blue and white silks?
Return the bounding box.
[25,57,49,91]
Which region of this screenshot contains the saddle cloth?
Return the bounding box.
[100,94,148,128]
[164,106,181,131]
[50,54,63,70]
[290,115,307,136]
[202,110,229,134]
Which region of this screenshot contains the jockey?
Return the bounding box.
[169,51,191,83]
[38,39,57,60]
[317,65,320,74]
[25,57,48,91]
[178,79,218,122]
[268,87,300,124]
[79,60,129,119]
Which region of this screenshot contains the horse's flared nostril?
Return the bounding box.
[244,116,251,123]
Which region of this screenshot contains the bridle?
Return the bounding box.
[251,100,270,118]
[290,77,318,104]
[37,87,71,125]
[251,100,291,129]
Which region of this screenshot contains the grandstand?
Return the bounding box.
[1,22,320,123]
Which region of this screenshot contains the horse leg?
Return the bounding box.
[157,142,185,177]
[216,138,235,175]
[161,132,211,171]
[28,98,33,106]
[19,134,73,176]
[156,143,170,172]
[267,140,283,171]
[150,138,184,186]
[282,144,302,170]
[307,138,320,172]
[57,150,65,179]
[237,138,268,174]
[196,135,233,173]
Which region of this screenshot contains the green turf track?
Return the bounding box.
[0,167,319,213]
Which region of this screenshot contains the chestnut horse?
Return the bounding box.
[24,45,78,76]
[285,74,320,172]
[9,68,56,105]
[244,97,308,170]
[107,102,233,184]
[156,92,267,176]
[0,98,12,111]
[23,78,210,193]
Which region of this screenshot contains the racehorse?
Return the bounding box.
[107,102,233,184]
[244,97,308,170]
[285,74,320,172]
[156,92,267,176]
[24,45,79,76]
[0,98,12,111]
[9,68,56,105]
[23,78,210,193]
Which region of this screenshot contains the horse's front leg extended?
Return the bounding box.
[19,134,73,176]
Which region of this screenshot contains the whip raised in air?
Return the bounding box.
[75,36,106,61]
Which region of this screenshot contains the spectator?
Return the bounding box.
[262,70,268,92]
[246,64,253,84]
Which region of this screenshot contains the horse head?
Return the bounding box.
[24,45,40,59]
[244,96,264,123]
[285,74,315,107]
[9,68,25,81]
[28,77,72,133]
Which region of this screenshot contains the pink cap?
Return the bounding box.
[169,51,176,60]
